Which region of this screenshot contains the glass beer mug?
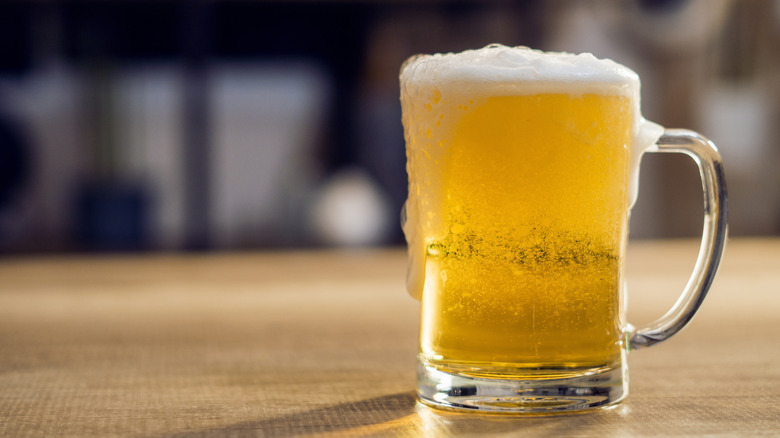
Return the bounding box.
[399,45,727,413]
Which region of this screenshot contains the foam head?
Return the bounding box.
[400,44,640,97]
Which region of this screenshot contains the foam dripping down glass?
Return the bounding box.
[400,45,728,413]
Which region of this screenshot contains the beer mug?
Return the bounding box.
[399,45,727,413]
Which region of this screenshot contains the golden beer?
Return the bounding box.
[401,48,633,380]
[401,45,728,413]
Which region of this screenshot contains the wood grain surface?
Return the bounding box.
[0,238,778,437]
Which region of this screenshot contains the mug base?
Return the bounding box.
[417,358,627,414]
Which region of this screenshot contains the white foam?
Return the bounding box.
[401,44,639,96]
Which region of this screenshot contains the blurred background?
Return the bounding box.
[0,0,777,254]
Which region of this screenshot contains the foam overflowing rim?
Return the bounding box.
[400,44,640,96]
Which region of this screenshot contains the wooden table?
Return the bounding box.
[1,238,778,437]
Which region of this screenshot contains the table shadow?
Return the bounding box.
[159,392,631,437]
[159,391,417,438]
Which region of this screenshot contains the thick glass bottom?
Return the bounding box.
[417,355,627,414]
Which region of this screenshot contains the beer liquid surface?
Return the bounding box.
[405,92,632,376]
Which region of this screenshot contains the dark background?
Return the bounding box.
[0,0,777,253]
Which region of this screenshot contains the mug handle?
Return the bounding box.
[628,129,728,350]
